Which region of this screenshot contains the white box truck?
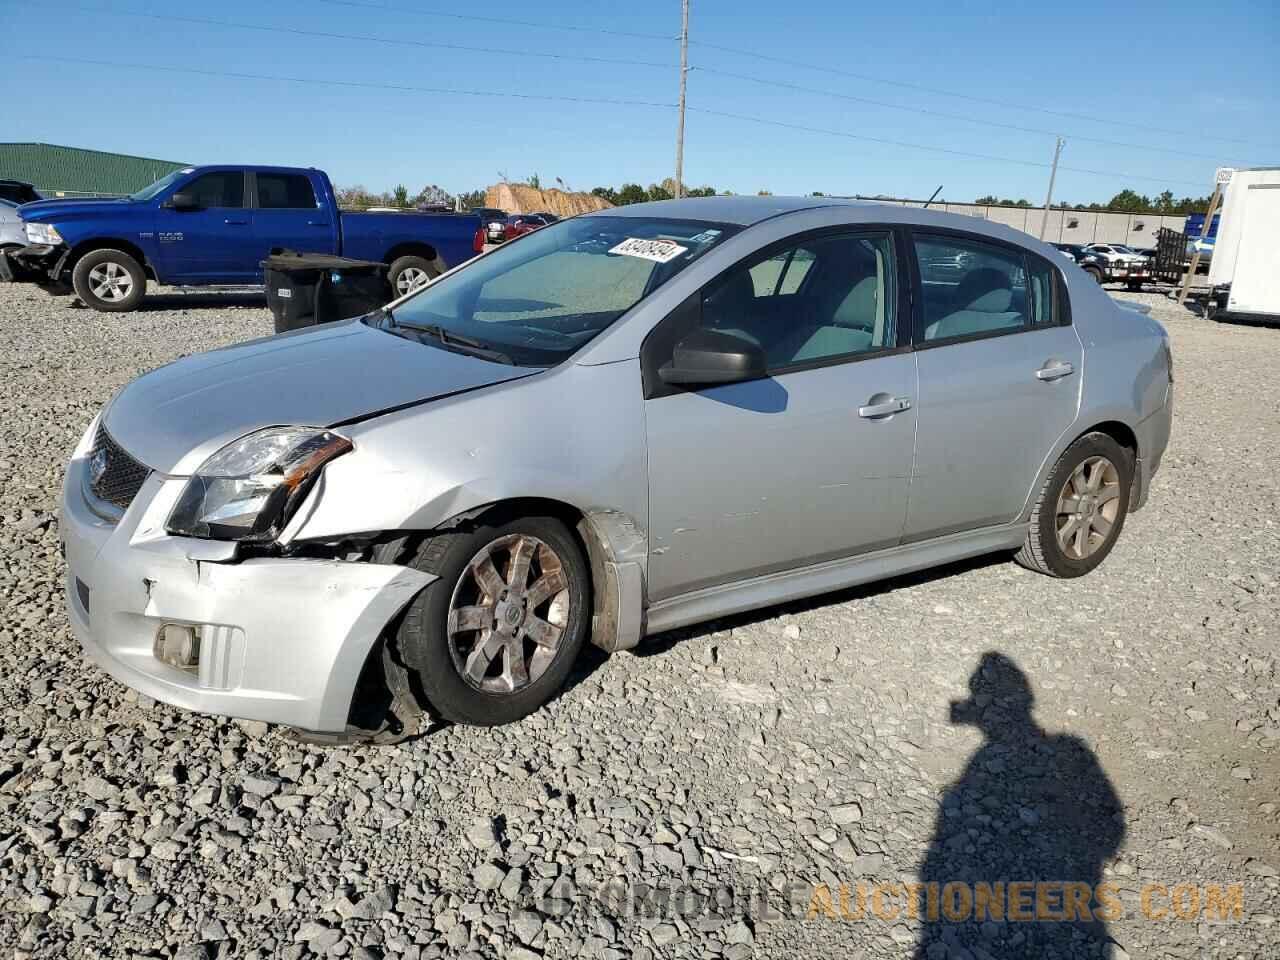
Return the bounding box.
[1208,166,1280,324]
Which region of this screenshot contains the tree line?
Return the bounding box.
[337,179,1214,217]
[974,189,1214,215]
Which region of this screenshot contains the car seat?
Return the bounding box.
[925,267,1024,340]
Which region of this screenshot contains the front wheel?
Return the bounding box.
[388,255,440,298]
[1083,265,1104,285]
[384,515,591,726]
[72,249,147,312]
[1016,433,1133,578]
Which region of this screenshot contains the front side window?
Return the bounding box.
[915,237,1029,341]
[183,172,244,209]
[257,173,317,209]
[700,232,897,369]
[380,216,739,366]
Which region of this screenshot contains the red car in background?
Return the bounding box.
[503,213,552,240]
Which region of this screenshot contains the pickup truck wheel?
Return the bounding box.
[72,249,147,312]
[1126,280,1144,291]
[389,255,439,298]
[384,516,590,726]
[1083,265,1104,285]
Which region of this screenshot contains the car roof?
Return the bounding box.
[589,195,878,226]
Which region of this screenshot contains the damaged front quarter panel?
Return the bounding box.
[281,359,652,655]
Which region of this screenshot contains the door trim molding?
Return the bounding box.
[643,522,1026,636]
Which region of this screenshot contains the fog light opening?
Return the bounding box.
[154,623,201,672]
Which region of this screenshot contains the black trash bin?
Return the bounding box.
[262,250,390,334]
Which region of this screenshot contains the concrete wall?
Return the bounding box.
[865,198,1187,248]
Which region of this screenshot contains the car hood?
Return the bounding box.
[103,319,540,474]
[18,197,129,220]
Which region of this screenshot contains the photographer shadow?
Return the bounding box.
[916,652,1125,959]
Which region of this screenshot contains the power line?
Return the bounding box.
[16,54,1211,191]
[44,3,679,69]
[311,0,675,40]
[693,65,1236,164]
[689,39,1272,151]
[16,55,678,108]
[687,107,1209,188]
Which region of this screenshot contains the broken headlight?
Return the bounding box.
[24,222,63,245]
[166,427,352,541]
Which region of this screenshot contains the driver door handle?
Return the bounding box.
[859,397,912,419]
[1036,360,1075,381]
[223,218,248,225]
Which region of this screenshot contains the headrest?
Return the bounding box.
[956,268,1013,313]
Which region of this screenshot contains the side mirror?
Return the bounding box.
[169,192,199,211]
[659,328,767,387]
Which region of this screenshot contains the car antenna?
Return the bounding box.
[922,185,943,209]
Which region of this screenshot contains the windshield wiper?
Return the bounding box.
[393,320,517,365]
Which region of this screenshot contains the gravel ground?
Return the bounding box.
[0,281,1276,960]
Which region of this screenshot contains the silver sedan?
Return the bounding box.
[61,197,1173,733]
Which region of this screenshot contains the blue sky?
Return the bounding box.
[4,0,1276,203]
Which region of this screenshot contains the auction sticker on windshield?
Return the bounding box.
[609,237,688,263]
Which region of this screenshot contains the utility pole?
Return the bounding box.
[674,0,689,199]
[1038,136,1064,240]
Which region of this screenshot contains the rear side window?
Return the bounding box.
[184,172,244,208]
[914,237,1029,341]
[1028,257,1057,327]
[257,174,317,209]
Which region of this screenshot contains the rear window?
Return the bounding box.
[257,174,317,209]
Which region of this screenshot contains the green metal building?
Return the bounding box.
[0,143,188,198]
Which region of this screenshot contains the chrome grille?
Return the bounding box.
[88,423,151,511]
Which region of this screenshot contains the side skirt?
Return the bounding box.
[643,524,1027,636]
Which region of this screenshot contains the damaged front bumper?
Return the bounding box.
[0,243,66,285]
[60,422,435,732]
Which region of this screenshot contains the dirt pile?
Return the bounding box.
[485,183,612,217]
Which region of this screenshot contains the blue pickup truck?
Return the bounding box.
[3,165,483,312]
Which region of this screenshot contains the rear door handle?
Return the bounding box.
[223,218,248,225]
[1036,360,1075,381]
[858,396,912,419]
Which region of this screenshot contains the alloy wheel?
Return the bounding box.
[87,262,134,303]
[447,534,572,694]
[1055,455,1122,560]
[396,266,430,296]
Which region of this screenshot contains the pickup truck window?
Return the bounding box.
[186,172,245,209]
[257,173,318,209]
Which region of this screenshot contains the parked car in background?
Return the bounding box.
[3,165,485,311]
[0,179,42,205]
[504,213,552,240]
[1052,243,1087,262]
[61,196,1171,734]
[471,207,508,244]
[534,211,561,223]
[1080,243,1152,290]
[0,199,28,254]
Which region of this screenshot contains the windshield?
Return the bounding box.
[129,170,190,201]
[375,215,740,366]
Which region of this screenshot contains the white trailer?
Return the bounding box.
[1208,166,1280,324]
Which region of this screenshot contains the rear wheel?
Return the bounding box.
[388,255,440,298]
[384,515,590,725]
[72,249,147,312]
[1016,432,1132,578]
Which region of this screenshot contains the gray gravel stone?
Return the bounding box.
[0,285,1277,960]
